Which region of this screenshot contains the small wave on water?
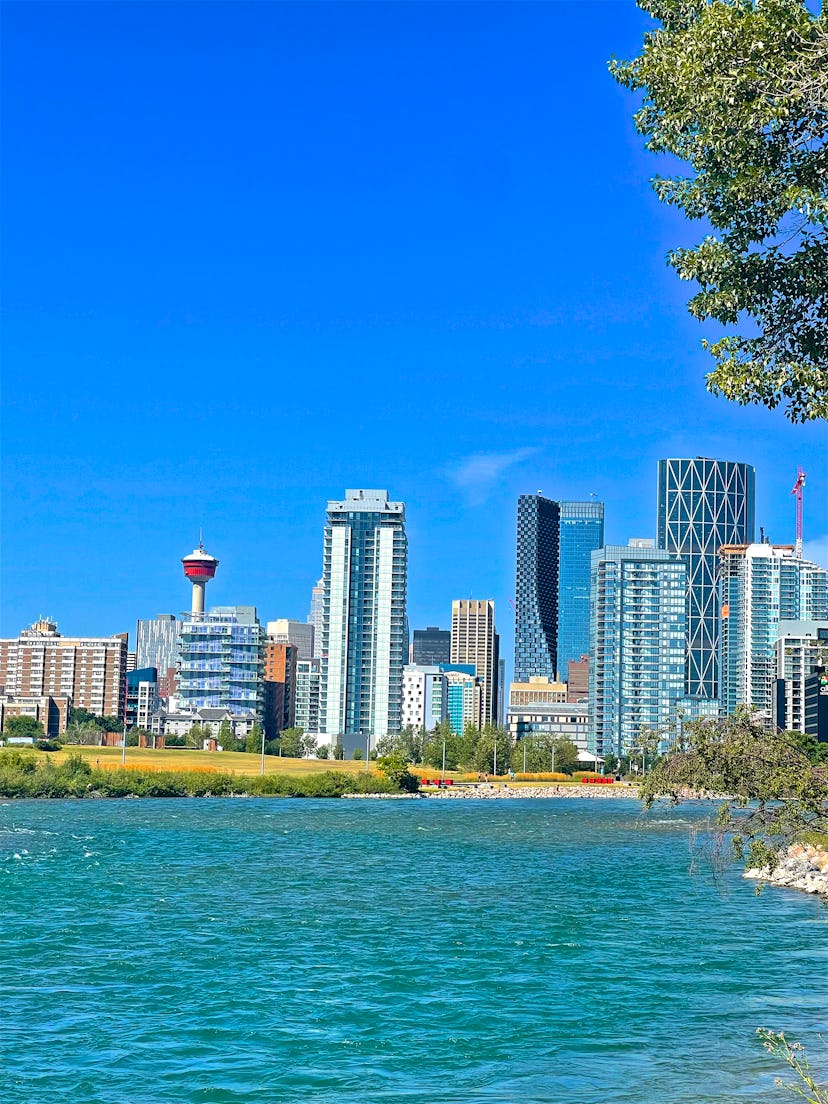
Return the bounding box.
[0,798,825,1104]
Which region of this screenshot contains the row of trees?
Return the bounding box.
[375,722,581,775]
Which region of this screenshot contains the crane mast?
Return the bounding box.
[791,467,806,558]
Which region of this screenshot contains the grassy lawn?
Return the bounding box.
[45,745,381,778]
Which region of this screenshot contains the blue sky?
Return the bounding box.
[3,1,826,667]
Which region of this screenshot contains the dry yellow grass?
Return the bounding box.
[45,745,383,778]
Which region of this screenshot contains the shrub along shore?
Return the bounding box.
[0,751,401,799]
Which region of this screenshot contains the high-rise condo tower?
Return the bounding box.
[319,489,408,755]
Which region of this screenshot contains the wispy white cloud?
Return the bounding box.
[447,447,539,502]
[802,534,828,569]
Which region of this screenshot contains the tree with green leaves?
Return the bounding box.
[245,722,264,755]
[424,719,462,770]
[187,723,209,749]
[472,725,513,775]
[639,707,828,870]
[376,751,420,792]
[611,0,828,421]
[3,716,46,741]
[218,717,236,751]
[511,734,580,775]
[276,727,304,757]
[300,732,318,757]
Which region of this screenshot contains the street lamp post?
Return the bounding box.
[441,732,446,781]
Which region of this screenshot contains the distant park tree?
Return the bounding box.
[300,732,318,758]
[277,727,304,758]
[424,720,462,770]
[512,734,576,774]
[245,722,264,755]
[4,716,46,741]
[187,723,210,749]
[217,718,236,750]
[352,747,364,761]
[472,725,513,775]
[316,744,329,759]
[376,751,420,792]
[611,0,828,421]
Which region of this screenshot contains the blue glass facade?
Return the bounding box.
[557,501,605,678]
[514,496,604,684]
[178,607,265,718]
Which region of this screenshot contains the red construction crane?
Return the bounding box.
[791,467,806,558]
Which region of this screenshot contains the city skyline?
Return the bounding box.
[3,2,826,658]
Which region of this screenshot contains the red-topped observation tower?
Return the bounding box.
[182,542,219,618]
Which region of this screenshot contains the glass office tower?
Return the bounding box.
[514,495,604,683]
[319,489,408,754]
[557,501,605,677]
[657,458,755,701]
[514,495,560,682]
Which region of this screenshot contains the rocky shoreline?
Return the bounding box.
[424,783,641,800]
[744,843,828,898]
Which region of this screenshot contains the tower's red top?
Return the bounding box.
[182,544,219,581]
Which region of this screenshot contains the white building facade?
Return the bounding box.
[402,665,447,730]
[319,490,407,755]
[719,544,828,726]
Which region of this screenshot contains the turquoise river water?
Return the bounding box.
[1,797,826,1103]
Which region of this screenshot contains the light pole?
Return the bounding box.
[260,723,266,775]
[441,732,446,781]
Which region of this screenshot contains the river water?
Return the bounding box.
[1,797,826,1103]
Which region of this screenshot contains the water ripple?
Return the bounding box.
[1,798,826,1103]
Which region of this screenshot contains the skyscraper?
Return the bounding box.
[514,495,559,681]
[514,496,604,683]
[657,457,755,701]
[558,501,605,676]
[588,543,687,757]
[319,489,408,754]
[451,599,498,726]
[719,544,827,725]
